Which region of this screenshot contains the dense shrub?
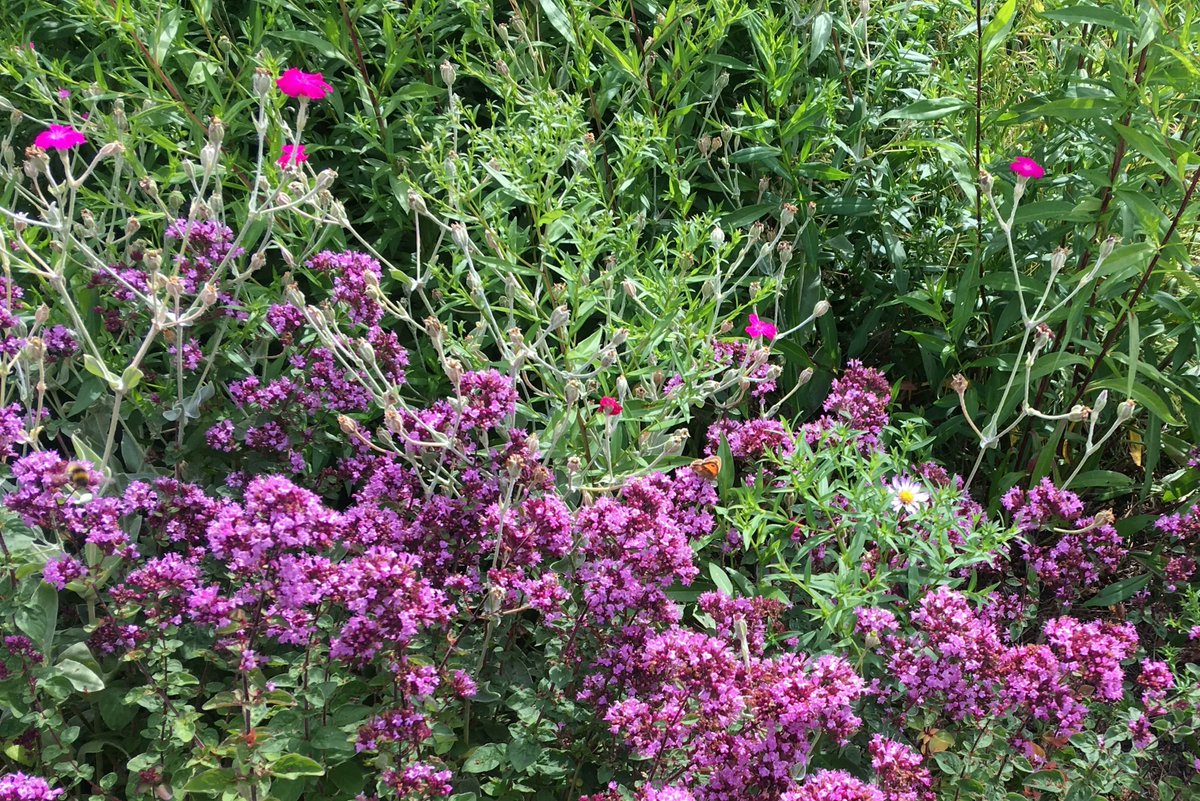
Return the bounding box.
[0,0,1198,799]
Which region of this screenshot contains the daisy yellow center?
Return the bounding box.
[898,489,916,504]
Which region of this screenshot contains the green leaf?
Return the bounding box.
[507,737,542,772]
[982,0,1018,62]
[881,97,968,121]
[83,354,113,382]
[55,659,105,693]
[1083,574,1150,608]
[1041,4,1136,33]
[462,743,504,773]
[183,768,236,793]
[708,562,735,596]
[270,753,325,780]
[1112,123,1178,181]
[1034,97,1120,120]
[15,582,58,654]
[119,365,144,393]
[536,0,577,45]
[809,13,832,64]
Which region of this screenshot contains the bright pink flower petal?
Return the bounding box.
[33,125,86,151]
[276,68,333,100]
[278,143,309,167]
[745,313,777,340]
[599,396,622,415]
[1010,156,1045,179]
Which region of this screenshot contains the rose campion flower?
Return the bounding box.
[1010,156,1045,179]
[276,68,333,100]
[599,396,622,415]
[33,124,86,150]
[745,313,777,340]
[278,143,308,167]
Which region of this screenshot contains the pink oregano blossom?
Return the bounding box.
[1010,157,1045,179]
[276,68,333,100]
[33,124,86,150]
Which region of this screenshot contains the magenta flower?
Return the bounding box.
[278,143,308,167]
[599,396,622,416]
[33,124,86,151]
[745,313,777,340]
[276,68,333,100]
[1010,157,1045,179]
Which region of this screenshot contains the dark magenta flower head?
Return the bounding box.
[1010,156,1045,179]
[34,124,85,150]
[276,68,333,100]
[599,396,622,415]
[745,313,777,340]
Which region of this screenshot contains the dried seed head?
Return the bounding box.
[440,60,457,88]
[950,373,969,395]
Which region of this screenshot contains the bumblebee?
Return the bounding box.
[65,462,91,490]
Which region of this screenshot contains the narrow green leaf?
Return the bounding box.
[881,97,968,121]
[982,0,1018,61]
[1041,4,1136,32]
[1082,574,1150,607]
[536,0,577,45]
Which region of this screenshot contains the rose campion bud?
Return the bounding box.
[813,300,831,318]
[440,60,457,88]
[711,226,725,248]
[1099,235,1118,260]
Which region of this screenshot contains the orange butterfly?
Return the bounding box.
[689,456,721,481]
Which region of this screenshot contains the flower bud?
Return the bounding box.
[813,300,830,318]
[1099,235,1119,260]
[565,379,581,406]
[1050,247,1068,274]
[616,375,629,401]
[780,202,797,226]
[798,367,814,387]
[622,279,638,299]
[199,283,219,307]
[548,305,570,332]
[314,169,337,192]
[253,67,273,99]
[1092,390,1108,417]
[1116,399,1136,422]
[143,249,162,273]
[450,222,470,252]
[440,60,457,88]
[777,241,793,267]
[711,226,725,248]
[979,170,993,194]
[714,70,729,92]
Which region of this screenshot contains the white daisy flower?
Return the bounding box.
[889,476,930,514]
